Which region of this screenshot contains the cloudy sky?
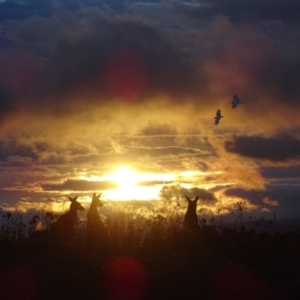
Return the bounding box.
[0,0,299,219]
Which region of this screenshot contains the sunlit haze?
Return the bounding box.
[78,167,216,201]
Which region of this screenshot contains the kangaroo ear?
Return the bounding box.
[68,195,78,202]
[195,196,199,202]
[97,193,102,199]
[185,195,191,203]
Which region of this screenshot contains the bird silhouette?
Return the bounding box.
[231,94,242,108]
[214,109,223,125]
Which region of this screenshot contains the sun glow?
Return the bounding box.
[78,167,221,201]
[107,167,140,188]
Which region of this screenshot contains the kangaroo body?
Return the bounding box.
[86,193,109,244]
[183,195,200,232]
[51,195,85,243]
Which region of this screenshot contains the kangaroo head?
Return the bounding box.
[185,195,199,212]
[68,195,85,211]
[92,193,104,207]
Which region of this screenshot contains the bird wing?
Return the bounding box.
[214,110,221,125]
[232,94,241,107]
[233,94,239,103]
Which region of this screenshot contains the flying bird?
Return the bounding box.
[231,94,242,108]
[214,109,223,125]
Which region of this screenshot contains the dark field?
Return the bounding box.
[0,208,299,300]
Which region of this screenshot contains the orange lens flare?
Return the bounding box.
[103,48,147,101]
[104,256,148,300]
[0,266,39,299]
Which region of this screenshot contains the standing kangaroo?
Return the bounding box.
[184,195,200,232]
[86,193,109,244]
[51,195,85,243]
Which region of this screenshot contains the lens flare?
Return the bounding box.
[104,256,148,300]
[103,48,147,101]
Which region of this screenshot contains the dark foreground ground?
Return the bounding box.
[0,225,300,300]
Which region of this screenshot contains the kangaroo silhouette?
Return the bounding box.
[51,195,85,243]
[184,195,200,232]
[86,193,109,245]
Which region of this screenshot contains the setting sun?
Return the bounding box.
[78,168,221,201]
[108,167,140,188]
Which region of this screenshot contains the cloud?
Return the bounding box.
[0,86,13,120]
[41,179,118,191]
[224,132,300,162]
[0,0,68,22]
[224,187,266,204]
[172,0,300,23]
[130,145,206,157]
[2,7,202,103]
[222,183,300,219]
[140,122,178,136]
[159,183,218,203]
[189,187,218,205]
[262,196,279,207]
[0,140,40,161]
[0,5,299,136]
[260,165,300,180]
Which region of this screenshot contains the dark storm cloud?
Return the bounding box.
[225,185,298,206]
[172,0,300,23]
[47,14,200,99]
[0,0,53,21]
[0,158,35,169]
[166,2,300,106]
[225,187,267,204]
[260,165,300,179]
[0,0,130,21]
[42,179,117,191]
[0,139,87,164]
[225,184,300,219]
[1,2,300,114]
[0,139,90,165]
[264,55,300,103]
[0,140,39,161]
[225,132,300,162]
[0,86,13,118]
[1,6,204,108]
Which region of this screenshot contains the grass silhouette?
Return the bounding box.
[0,198,299,299]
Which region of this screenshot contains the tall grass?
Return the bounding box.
[0,199,299,299]
[0,199,291,246]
